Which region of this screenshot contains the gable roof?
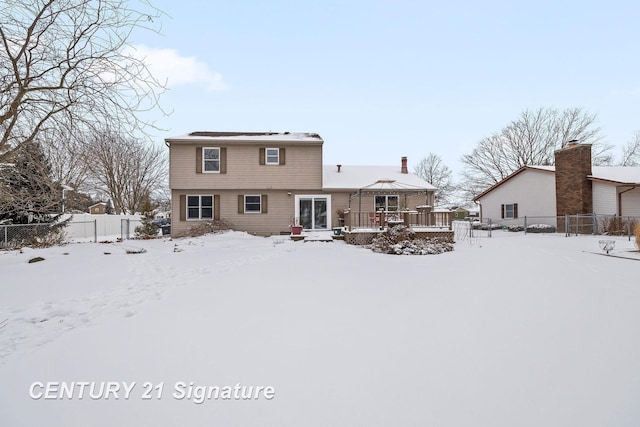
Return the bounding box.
[472,164,640,202]
[322,165,436,190]
[472,166,555,201]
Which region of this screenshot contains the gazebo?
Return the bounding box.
[346,179,433,229]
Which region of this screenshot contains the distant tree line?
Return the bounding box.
[416,107,640,206]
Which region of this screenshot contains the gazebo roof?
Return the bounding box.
[358,179,431,193]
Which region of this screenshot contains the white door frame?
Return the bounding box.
[294,195,331,230]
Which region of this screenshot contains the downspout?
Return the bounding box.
[617,186,636,216]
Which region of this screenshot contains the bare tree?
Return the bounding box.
[41,128,92,191]
[85,130,167,214]
[461,107,611,192]
[0,0,166,162]
[620,131,640,166]
[414,153,455,206]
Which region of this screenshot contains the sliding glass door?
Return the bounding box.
[296,195,330,230]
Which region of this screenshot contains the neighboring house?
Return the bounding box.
[88,202,106,215]
[466,206,480,219]
[473,143,640,225]
[451,207,468,220]
[166,131,436,236]
[473,166,557,225]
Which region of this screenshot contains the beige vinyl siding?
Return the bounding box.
[172,189,303,237]
[329,192,350,228]
[592,182,617,215]
[620,187,640,217]
[170,144,322,190]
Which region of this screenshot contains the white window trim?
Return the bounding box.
[294,195,331,230]
[186,195,214,220]
[203,147,221,174]
[265,147,279,165]
[505,203,515,219]
[244,195,262,214]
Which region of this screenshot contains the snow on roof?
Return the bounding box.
[528,165,555,172]
[166,131,323,143]
[322,165,436,190]
[590,166,640,184]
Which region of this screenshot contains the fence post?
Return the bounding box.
[593,213,598,235]
[94,219,97,243]
[628,217,632,241]
[524,216,528,235]
[565,214,569,237]
[3,225,6,247]
[488,218,492,238]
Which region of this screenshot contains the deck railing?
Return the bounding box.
[343,210,453,231]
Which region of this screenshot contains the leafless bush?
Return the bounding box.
[185,220,234,237]
[604,217,638,236]
[634,224,640,250]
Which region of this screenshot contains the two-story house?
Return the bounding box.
[167,131,436,237]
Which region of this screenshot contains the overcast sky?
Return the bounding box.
[131,0,640,175]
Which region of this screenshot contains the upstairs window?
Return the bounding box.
[265,148,279,165]
[203,147,220,173]
[259,147,285,165]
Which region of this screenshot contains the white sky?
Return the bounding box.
[131,0,640,175]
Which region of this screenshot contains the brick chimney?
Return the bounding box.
[555,143,593,217]
[401,156,408,174]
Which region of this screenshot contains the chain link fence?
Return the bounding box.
[0,223,62,249]
[458,214,640,241]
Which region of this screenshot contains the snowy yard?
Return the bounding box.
[1,231,639,426]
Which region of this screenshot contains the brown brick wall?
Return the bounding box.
[555,144,593,233]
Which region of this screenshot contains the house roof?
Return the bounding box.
[473,164,640,202]
[165,131,323,144]
[322,165,436,190]
[89,202,106,208]
[589,166,640,185]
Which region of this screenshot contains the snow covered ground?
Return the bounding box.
[1,231,639,426]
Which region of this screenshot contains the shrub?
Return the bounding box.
[604,217,638,236]
[507,225,524,232]
[472,222,502,230]
[135,199,159,239]
[526,224,556,233]
[369,225,454,255]
[635,224,640,250]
